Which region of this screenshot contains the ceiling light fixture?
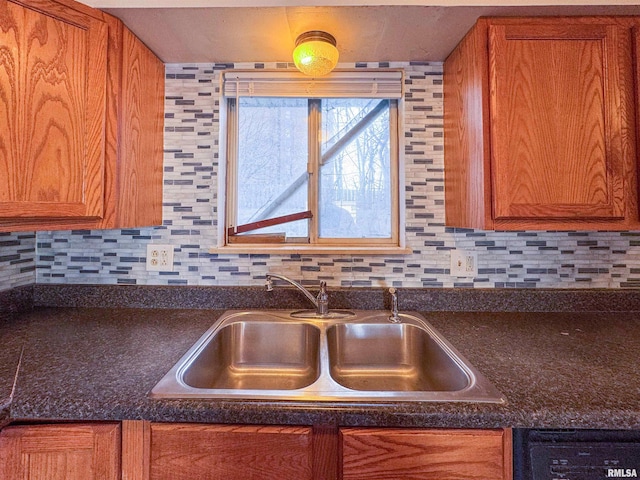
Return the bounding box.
[292,31,339,77]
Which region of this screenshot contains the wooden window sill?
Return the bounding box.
[209,245,412,255]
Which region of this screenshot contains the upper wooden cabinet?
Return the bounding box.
[0,0,108,222]
[444,18,638,230]
[100,14,165,230]
[0,0,164,232]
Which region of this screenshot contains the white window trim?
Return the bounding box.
[214,69,407,255]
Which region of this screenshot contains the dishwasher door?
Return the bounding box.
[514,429,640,480]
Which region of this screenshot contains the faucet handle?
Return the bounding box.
[388,287,400,323]
[316,281,329,315]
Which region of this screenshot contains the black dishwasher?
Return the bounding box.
[514,429,640,480]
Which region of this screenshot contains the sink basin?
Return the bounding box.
[327,323,469,392]
[182,321,320,390]
[150,310,505,403]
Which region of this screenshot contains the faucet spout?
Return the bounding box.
[266,273,325,314]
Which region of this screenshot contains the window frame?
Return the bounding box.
[215,69,408,254]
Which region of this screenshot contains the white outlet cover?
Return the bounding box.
[450,250,478,278]
[146,244,174,272]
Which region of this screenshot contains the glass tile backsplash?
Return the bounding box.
[2,61,640,291]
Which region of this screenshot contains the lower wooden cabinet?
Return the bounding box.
[0,423,120,480]
[149,423,316,480]
[0,421,512,480]
[341,427,511,480]
[141,423,511,480]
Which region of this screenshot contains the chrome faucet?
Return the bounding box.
[265,273,329,316]
[388,287,401,323]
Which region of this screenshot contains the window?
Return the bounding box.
[220,70,404,251]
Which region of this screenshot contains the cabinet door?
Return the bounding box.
[0,423,120,480]
[114,26,164,228]
[95,13,164,230]
[0,0,107,220]
[489,23,626,222]
[341,428,510,480]
[150,423,315,480]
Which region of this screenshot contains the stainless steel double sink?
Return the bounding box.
[150,310,505,403]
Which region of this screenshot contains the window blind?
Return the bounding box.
[222,70,404,99]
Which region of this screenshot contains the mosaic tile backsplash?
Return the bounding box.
[0,232,36,292]
[2,61,639,291]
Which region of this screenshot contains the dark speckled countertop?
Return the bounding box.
[1,301,640,429]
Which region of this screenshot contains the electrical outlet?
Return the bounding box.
[450,250,478,277]
[146,244,174,272]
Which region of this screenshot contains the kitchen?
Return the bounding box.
[2,0,640,478]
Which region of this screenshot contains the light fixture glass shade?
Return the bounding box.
[293,31,339,77]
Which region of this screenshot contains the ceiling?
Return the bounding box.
[90,3,640,63]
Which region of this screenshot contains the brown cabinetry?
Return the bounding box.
[0,421,512,480]
[149,423,317,480]
[444,17,638,230]
[341,428,511,480]
[99,13,164,231]
[0,0,108,223]
[0,0,164,232]
[0,423,120,480]
[128,422,511,480]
